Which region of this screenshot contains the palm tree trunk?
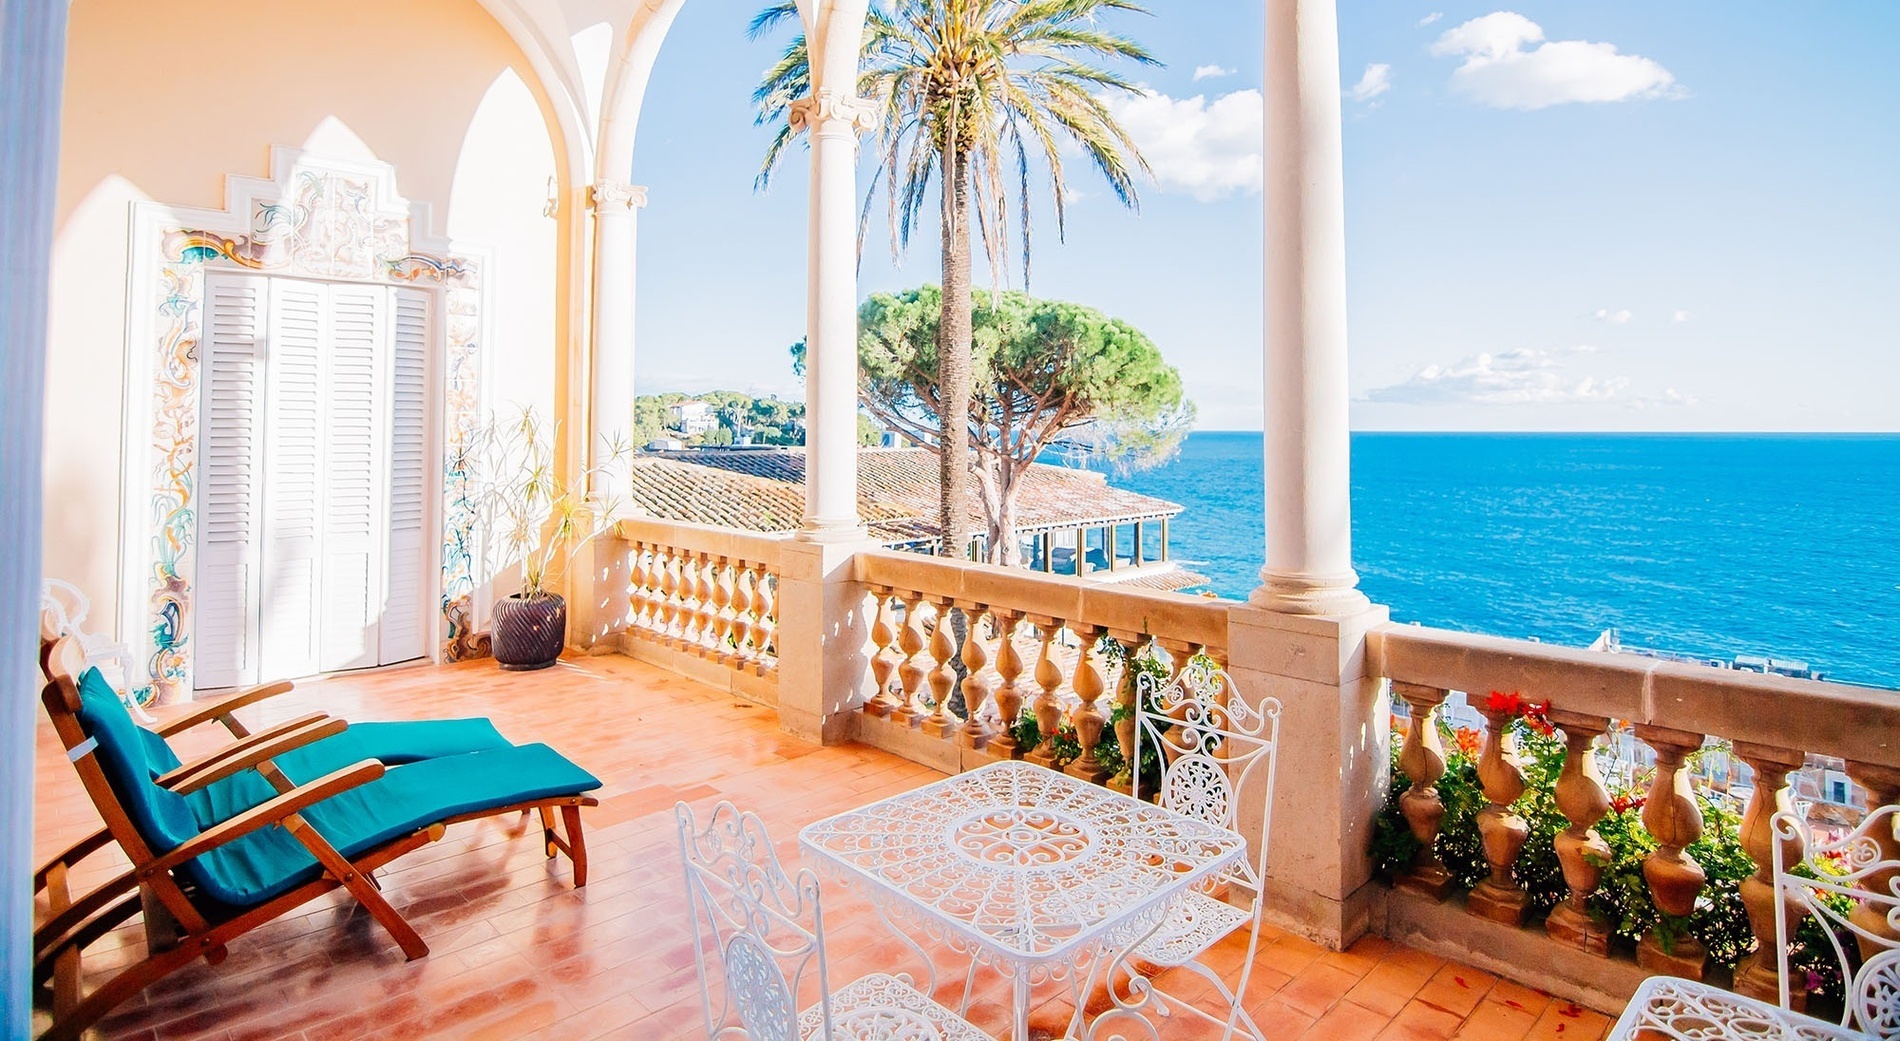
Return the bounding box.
[936,136,974,559]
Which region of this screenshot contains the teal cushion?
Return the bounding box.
[270,718,513,782]
[180,718,516,826]
[178,743,601,908]
[72,669,200,854]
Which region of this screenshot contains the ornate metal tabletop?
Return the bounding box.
[799,760,1247,981]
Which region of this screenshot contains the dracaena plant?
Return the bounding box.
[464,406,630,600]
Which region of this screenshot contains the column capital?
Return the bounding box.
[589,181,648,213]
[790,89,881,136]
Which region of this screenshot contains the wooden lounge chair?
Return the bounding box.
[31,636,603,1041]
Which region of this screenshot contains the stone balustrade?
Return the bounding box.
[613,518,787,704]
[1374,623,1900,1009]
[852,549,1229,783]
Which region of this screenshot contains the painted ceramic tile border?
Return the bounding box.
[133,154,490,703]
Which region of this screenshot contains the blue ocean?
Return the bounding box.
[1089,432,1900,691]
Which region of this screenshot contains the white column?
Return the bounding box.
[792,89,878,542]
[589,180,647,494]
[1,1,68,1031]
[1254,0,1368,617]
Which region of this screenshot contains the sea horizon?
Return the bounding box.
[1075,430,1900,691]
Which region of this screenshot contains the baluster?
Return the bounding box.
[708,556,735,662]
[892,594,929,725]
[1393,682,1455,899]
[1468,702,1532,925]
[957,605,993,751]
[921,601,961,738]
[729,562,757,667]
[639,544,661,636]
[657,548,681,644]
[1547,710,1614,953]
[693,554,718,655]
[864,591,900,715]
[1733,743,1809,1004]
[1108,635,1149,795]
[1843,763,1900,963]
[624,542,645,634]
[1065,625,1111,784]
[985,612,1026,760]
[1023,620,1069,769]
[1636,725,1709,978]
[673,553,700,649]
[753,570,777,666]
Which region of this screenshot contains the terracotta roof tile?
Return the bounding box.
[628,447,1184,547]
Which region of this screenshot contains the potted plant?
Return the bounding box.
[467,406,629,670]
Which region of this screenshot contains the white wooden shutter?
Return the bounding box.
[194,273,268,689]
[317,284,388,672]
[256,278,326,681]
[380,288,431,664]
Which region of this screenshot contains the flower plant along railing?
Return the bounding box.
[1373,623,1900,1014]
[851,549,1230,791]
[616,519,785,699]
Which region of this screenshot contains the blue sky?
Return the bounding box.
[629,3,1900,432]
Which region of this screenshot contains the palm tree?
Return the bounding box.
[752,0,1156,558]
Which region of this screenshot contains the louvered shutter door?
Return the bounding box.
[256,278,326,681]
[195,273,268,689]
[380,288,431,664]
[318,284,387,672]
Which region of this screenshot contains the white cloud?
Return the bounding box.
[1429,12,1682,110]
[1103,88,1263,202]
[1192,64,1235,82]
[1672,310,1692,323]
[1366,347,1697,409]
[1347,64,1393,103]
[1419,12,1444,27]
[1364,347,1630,406]
[1593,307,1633,324]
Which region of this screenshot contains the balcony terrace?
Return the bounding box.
[31,653,1619,1041]
[6,3,1897,1039]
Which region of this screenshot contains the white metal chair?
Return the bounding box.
[1105,660,1281,1041]
[40,577,156,723]
[674,800,991,1041]
[1608,803,1899,1041]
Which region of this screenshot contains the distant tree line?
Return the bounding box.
[632,391,881,449]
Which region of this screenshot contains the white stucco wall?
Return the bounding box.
[47,0,571,654]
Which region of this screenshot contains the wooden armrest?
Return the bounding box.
[160,718,349,795]
[154,712,331,791]
[156,680,296,738]
[33,828,114,892]
[142,760,386,879]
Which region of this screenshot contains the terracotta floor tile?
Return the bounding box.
[1375,999,1468,1041]
[28,652,1630,1041]
[1344,960,1435,1018]
[1278,962,1366,1019]
[1304,998,1395,1041]
[1413,963,1498,1019]
[1525,1000,1613,1041]
[1453,998,1542,1041]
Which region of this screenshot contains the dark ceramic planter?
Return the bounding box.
[493,593,566,671]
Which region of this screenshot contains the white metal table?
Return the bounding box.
[799,759,1249,1040]
[1607,976,1873,1041]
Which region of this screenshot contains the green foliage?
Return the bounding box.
[751,0,1158,280]
[632,392,810,447]
[1372,715,1856,988]
[794,287,1194,560]
[463,406,629,599]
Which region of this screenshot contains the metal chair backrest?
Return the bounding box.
[1772,804,1900,1039]
[676,800,833,1041]
[41,577,156,722]
[1132,657,1282,895]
